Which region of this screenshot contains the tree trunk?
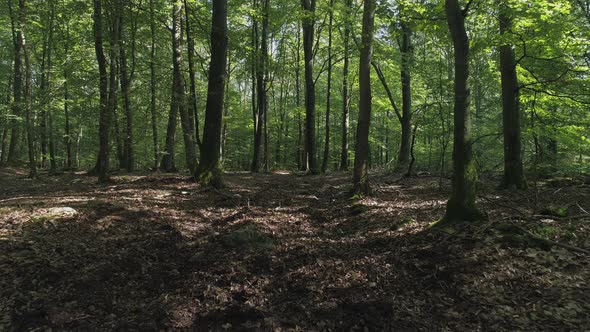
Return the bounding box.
[221,53,231,164]
[353,0,375,195]
[301,0,318,174]
[339,0,352,171]
[108,8,122,170]
[263,79,269,172]
[499,1,526,189]
[0,75,9,164]
[195,0,227,188]
[19,0,36,178]
[250,2,257,169]
[118,0,134,172]
[172,1,197,174]
[442,0,483,223]
[160,103,178,172]
[397,21,413,170]
[149,0,159,170]
[93,0,111,183]
[38,0,57,173]
[63,24,73,170]
[7,0,21,166]
[184,0,201,149]
[296,22,305,170]
[321,0,335,173]
[251,0,269,173]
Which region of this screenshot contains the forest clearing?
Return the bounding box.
[1,168,589,330]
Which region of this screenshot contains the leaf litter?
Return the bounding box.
[0,168,589,330]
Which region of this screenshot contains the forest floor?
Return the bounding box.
[0,168,589,331]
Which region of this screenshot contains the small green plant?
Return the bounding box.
[540,205,568,218]
[222,224,274,250]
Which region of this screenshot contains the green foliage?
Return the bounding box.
[0,0,587,177]
[222,223,274,250]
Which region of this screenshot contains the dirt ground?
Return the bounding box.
[1,168,589,331]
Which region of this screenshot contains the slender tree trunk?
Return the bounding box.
[184,0,201,149]
[108,9,122,170]
[7,0,21,165]
[149,0,159,170]
[352,0,375,195]
[250,3,258,170]
[171,1,197,174]
[442,0,483,223]
[118,0,134,172]
[263,90,269,172]
[19,0,36,178]
[321,0,334,173]
[112,88,124,169]
[93,0,111,183]
[63,24,73,170]
[40,32,49,168]
[296,22,305,170]
[38,1,57,173]
[64,68,72,170]
[397,21,413,169]
[499,0,526,189]
[0,76,9,164]
[251,0,269,173]
[301,0,318,174]
[221,53,231,164]
[196,0,227,188]
[160,103,178,172]
[339,0,352,171]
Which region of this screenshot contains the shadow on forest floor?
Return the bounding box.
[0,168,589,330]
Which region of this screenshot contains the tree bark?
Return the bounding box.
[321,0,335,173]
[160,102,178,172]
[499,0,526,190]
[93,0,111,183]
[0,76,9,164]
[149,0,159,170]
[118,0,134,172]
[7,0,21,166]
[353,0,376,195]
[171,1,197,174]
[196,0,227,188]
[251,0,269,173]
[250,1,258,168]
[442,0,483,223]
[63,24,73,170]
[20,0,36,178]
[296,22,305,170]
[184,0,201,149]
[301,0,318,174]
[397,21,413,170]
[339,0,352,171]
[108,7,121,171]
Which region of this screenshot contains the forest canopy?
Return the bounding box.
[0,0,587,184]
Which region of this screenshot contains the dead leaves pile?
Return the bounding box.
[0,170,589,331]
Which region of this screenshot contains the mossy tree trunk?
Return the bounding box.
[196,0,227,188]
[442,0,483,223]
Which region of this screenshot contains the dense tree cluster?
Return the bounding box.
[0,0,588,219]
